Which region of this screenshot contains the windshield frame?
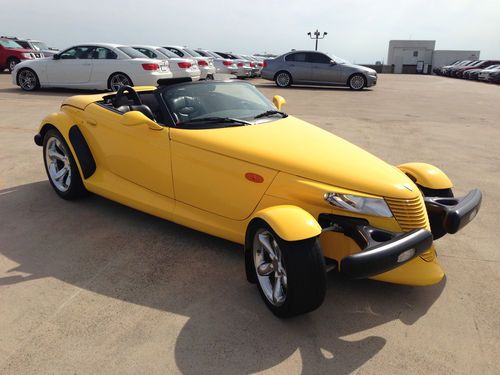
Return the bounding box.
[157,81,281,129]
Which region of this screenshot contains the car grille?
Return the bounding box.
[385,195,435,261]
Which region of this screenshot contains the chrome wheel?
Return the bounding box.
[18,69,37,91]
[276,72,291,87]
[45,137,71,192]
[349,74,365,90]
[109,74,131,91]
[253,229,288,306]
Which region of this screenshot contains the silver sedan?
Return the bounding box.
[261,50,377,90]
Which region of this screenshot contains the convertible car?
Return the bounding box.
[34,78,482,317]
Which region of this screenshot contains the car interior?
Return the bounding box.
[99,81,269,129]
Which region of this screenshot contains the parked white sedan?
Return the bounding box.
[131,45,201,81]
[163,45,216,80]
[12,43,173,91]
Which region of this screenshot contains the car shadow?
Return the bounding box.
[0,182,445,374]
[253,83,374,92]
[0,86,106,96]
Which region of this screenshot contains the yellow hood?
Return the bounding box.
[170,116,417,199]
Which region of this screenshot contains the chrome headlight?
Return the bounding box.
[324,192,392,217]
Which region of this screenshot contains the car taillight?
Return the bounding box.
[142,63,159,71]
[237,62,244,67]
[198,60,208,66]
[263,61,268,68]
[178,62,192,69]
[223,60,233,66]
[249,62,255,67]
[258,62,263,67]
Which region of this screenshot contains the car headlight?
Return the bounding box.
[324,192,392,217]
[22,53,34,59]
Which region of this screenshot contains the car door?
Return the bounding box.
[307,52,342,83]
[46,46,93,84]
[87,46,119,85]
[83,103,174,198]
[283,52,311,82]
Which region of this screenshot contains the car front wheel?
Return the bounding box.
[348,73,366,90]
[250,222,326,318]
[17,68,40,91]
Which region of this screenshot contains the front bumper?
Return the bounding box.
[425,189,482,239]
[319,215,432,279]
[366,74,377,87]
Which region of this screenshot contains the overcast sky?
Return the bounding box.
[2,0,499,62]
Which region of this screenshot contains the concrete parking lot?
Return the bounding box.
[0,72,499,374]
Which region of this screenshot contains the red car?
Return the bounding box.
[0,38,44,73]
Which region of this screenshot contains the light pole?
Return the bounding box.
[307,29,328,51]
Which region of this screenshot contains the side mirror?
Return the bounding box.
[330,60,336,65]
[53,54,60,60]
[121,111,163,130]
[272,95,286,110]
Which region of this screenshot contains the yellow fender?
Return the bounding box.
[251,205,322,241]
[398,162,453,190]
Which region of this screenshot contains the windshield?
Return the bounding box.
[31,41,49,50]
[118,46,148,58]
[160,82,279,128]
[157,47,179,58]
[0,39,23,48]
[329,54,350,64]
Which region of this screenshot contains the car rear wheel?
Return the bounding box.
[348,74,366,90]
[17,68,40,91]
[275,71,292,88]
[7,57,20,73]
[250,222,326,318]
[43,129,87,200]
[108,73,133,92]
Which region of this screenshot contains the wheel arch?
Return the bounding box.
[244,206,322,284]
[398,162,453,190]
[37,113,96,180]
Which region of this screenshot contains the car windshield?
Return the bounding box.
[31,41,49,50]
[118,46,148,58]
[329,54,350,64]
[157,47,179,58]
[0,39,23,48]
[160,82,280,128]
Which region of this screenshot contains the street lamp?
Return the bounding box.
[307,29,328,51]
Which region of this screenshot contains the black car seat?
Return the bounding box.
[169,96,203,122]
[115,104,156,121]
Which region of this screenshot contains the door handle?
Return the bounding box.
[87,118,97,126]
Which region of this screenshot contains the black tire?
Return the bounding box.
[43,129,87,200]
[274,71,292,88]
[348,73,366,90]
[17,68,40,91]
[418,186,454,240]
[248,220,326,318]
[7,57,20,73]
[107,72,133,91]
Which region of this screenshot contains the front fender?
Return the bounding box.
[37,111,75,139]
[250,205,321,242]
[398,162,453,190]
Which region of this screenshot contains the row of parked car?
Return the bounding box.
[434,59,500,83]
[1,36,267,91]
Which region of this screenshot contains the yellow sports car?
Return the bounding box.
[34,78,482,317]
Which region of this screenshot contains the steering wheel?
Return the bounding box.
[113,85,142,108]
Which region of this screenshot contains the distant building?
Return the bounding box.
[387,40,480,74]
